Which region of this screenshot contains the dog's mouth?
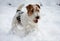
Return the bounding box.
[33,19,38,23]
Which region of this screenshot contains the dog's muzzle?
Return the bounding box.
[35,16,40,19]
[33,16,40,23]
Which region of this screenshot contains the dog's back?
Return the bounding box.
[11,4,24,34]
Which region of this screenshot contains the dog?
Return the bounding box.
[11,4,40,37]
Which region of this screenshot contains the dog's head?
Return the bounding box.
[26,4,40,23]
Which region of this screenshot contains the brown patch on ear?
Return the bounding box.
[26,4,34,16]
[26,4,33,10]
[36,4,40,9]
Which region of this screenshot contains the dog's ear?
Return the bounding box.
[36,4,40,9]
[26,4,34,16]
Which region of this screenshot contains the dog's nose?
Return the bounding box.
[35,16,40,19]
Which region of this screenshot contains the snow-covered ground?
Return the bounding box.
[0,0,60,41]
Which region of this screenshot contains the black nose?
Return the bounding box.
[36,16,40,19]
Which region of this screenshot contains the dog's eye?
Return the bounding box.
[36,7,39,12]
[37,10,39,12]
[31,9,34,12]
[31,10,33,12]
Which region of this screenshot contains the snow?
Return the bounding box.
[0,0,60,41]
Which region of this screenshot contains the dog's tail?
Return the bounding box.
[16,4,24,12]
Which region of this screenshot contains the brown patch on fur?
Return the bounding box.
[26,4,34,16]
[35,4,40,12]
[36,7,39,12]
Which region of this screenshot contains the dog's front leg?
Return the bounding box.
[24,25,32,35]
